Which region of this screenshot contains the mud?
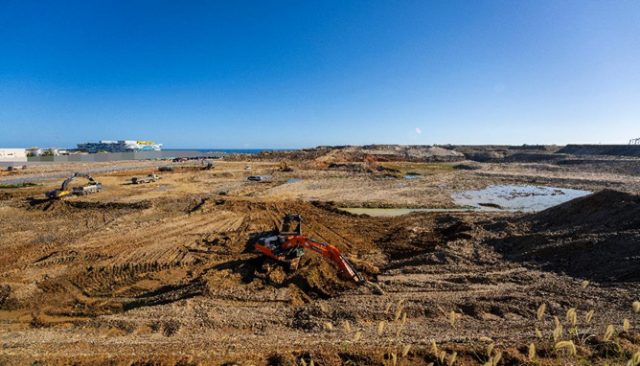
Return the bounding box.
[0,157,639,365]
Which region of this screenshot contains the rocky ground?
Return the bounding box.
[0,151,639,365]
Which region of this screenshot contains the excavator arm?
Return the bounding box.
[281,236,364,283]
[60,176,76,191]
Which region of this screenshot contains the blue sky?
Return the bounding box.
[0,1,639,149]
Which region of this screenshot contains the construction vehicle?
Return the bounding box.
[201,159,214,170]
[132,173,160,184]
[254,214,364,283]
[46,173,102,199]
[279,161,293,172]
[248,175,272,182]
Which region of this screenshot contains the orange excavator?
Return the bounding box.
[254,214,364,283]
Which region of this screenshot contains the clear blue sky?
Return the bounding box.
[1,1,639,149]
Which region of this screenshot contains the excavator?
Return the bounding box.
[46,173,102,199]
[254,214,364,283]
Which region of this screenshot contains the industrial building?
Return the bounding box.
[0,148,27,161]
[76,140,162,153]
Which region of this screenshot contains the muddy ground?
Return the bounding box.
[0,155,639,365]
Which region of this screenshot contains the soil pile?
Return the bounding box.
[494,190,640,282]
[558,144,640,158]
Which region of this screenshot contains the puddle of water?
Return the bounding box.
[404,174,424,179]
[341,185,592,217]
[286,179,303,184]
[452,184,591,212]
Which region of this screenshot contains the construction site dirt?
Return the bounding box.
[1,148,640,365]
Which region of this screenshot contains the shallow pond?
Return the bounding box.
[341,184,591,217]
[452,184,591,212]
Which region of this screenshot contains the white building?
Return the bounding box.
[0,148,27,161]
[26,147,43,156]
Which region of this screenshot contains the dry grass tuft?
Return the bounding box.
[585,309,595,323]
[394,307,403,322]
[537,303,546,320]
[603,324,615,342]
[555,340,577,356]
[486,343,495,357]
[431,339,439,357]
[448,351,457,366]
[385,303,393,314]
[492,351,502,366]
[553,324,563,342]
[402,344,411,357]
[528,343,536,361]
[623,318,631,332]
[354,330,362,341]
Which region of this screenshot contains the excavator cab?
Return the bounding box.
[257,214,304,263]
[279,214,302,237]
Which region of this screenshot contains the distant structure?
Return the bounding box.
[630,138,640,145]
[25,147,64,156]
[0,148,27,161]
[76,140,162,153]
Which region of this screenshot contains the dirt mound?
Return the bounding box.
[558,144,640,158]
[494,190,640,282]
[526,189,640,231]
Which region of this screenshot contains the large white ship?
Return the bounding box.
[77,140,162,153]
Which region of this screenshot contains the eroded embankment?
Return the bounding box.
[491,189,640,282]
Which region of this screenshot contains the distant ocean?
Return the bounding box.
[163,148,296,154]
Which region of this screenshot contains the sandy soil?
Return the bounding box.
[0,157,639,365]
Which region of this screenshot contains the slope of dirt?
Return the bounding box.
[558,144,640,157]
[491,190,640,282]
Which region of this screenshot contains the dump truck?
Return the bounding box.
[132,173,160,184]
[72,182,102,195]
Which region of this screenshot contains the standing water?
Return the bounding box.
[452,184,591,212]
